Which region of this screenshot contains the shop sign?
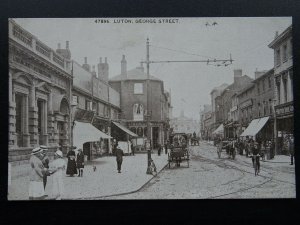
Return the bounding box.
[275,103,294,116]
[74,108,94,122]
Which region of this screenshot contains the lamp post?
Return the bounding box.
[145,38,152,174]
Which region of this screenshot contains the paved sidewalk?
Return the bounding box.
[8,152,168,200]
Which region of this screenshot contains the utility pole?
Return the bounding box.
[143,38,233,174]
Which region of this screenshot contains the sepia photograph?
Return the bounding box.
[7,17,295,200]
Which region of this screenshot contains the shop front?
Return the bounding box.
[73,121,111,160]
[275,101,294,155]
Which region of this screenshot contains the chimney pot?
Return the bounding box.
[66,41,69,49]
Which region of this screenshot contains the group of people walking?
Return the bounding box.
[28,146,85,200]
[216,134,295,167]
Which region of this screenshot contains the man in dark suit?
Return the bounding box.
[116,145,124,173]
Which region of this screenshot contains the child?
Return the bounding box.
[49,150,65,200]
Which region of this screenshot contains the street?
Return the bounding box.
[100,141,295,199]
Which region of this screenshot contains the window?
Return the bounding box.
[258,103,261,117]
[276,48,281,66]
[283,76,288,103]
[268,77,272,88]
[283,44,287,62]
[72,95,78,106]
[37,100,43,134]
[15,93,23,134]
[134,83,143,94]
[257,83,260,94]
[133,103,144,121]
[85,100,92,111]
[269,99,272,114]
[92,102,97,113]
[262,79,265,92]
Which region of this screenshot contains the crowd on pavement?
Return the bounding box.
[213,134,295,170]
[18,137,171,201]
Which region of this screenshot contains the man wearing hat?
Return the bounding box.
[29,147,46,200]
[40,145,50,190]
[115,144,124,173]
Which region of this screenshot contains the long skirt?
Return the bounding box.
[29,181,45,199]
[52,171,64,200]
[66,159,77,175]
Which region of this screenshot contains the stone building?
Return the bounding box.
[268,25,293,154]
[200,105,212,140]
[9,19,73,163]
[109,55,172,148]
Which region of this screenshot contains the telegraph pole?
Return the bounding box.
[143,38,233,174]
[146,38,152,174]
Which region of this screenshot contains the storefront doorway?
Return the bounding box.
[152,127,159,149]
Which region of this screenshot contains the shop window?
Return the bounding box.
[133,103,144,121]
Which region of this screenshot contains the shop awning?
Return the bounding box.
[212,124,224,134]
[239,116,269,137]
[73,121,112,149]
[112,121,138,137]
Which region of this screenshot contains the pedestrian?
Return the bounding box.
[76,148,85,177]
[131,140,135,156]
[288,135,294,165]
[270,139,275,159]
[40,145,51,191]
[115,144,124,173]
[66,147,77,177]
[251,142,261,173]
[49,150,66,200]
[29,147,46,200]
[165,140,169,154]
[157,144,161,156]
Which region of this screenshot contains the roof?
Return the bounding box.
[236,83,255,96]
[252,68,274,82]
[268,25,292,49]
[110,67,162,82]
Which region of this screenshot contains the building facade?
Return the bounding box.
[268,25,293,154]
[109,55,171,148]
[71,58,121,158]
[9,19,73,163]
[170,110,200,135]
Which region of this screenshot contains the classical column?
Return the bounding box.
[23,95,30,147]
[280,75,285,104]
[288,71,293,102]
[30,85,36,107]
[43,100,48,145]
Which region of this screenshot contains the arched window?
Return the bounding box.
[133,103,144,121]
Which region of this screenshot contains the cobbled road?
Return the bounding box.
[100,142,295,199]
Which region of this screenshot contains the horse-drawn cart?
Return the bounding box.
[168,133,190,168]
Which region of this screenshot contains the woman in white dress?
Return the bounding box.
[49,150,66,200]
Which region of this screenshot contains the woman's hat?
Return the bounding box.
[40,145,47,151]
[55,150,63,158]
[31,147,43,155]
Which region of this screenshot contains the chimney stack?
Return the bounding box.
[98,56,109,82]
[82,57,90,72]
[121,55,127,78]
[233,69,242,85]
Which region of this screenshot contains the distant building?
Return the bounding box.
[200,105,212,140]
[170,110,200,135]
[109,55,172,148]
[268,25,293,154]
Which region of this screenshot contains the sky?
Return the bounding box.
[14,17,292,120]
